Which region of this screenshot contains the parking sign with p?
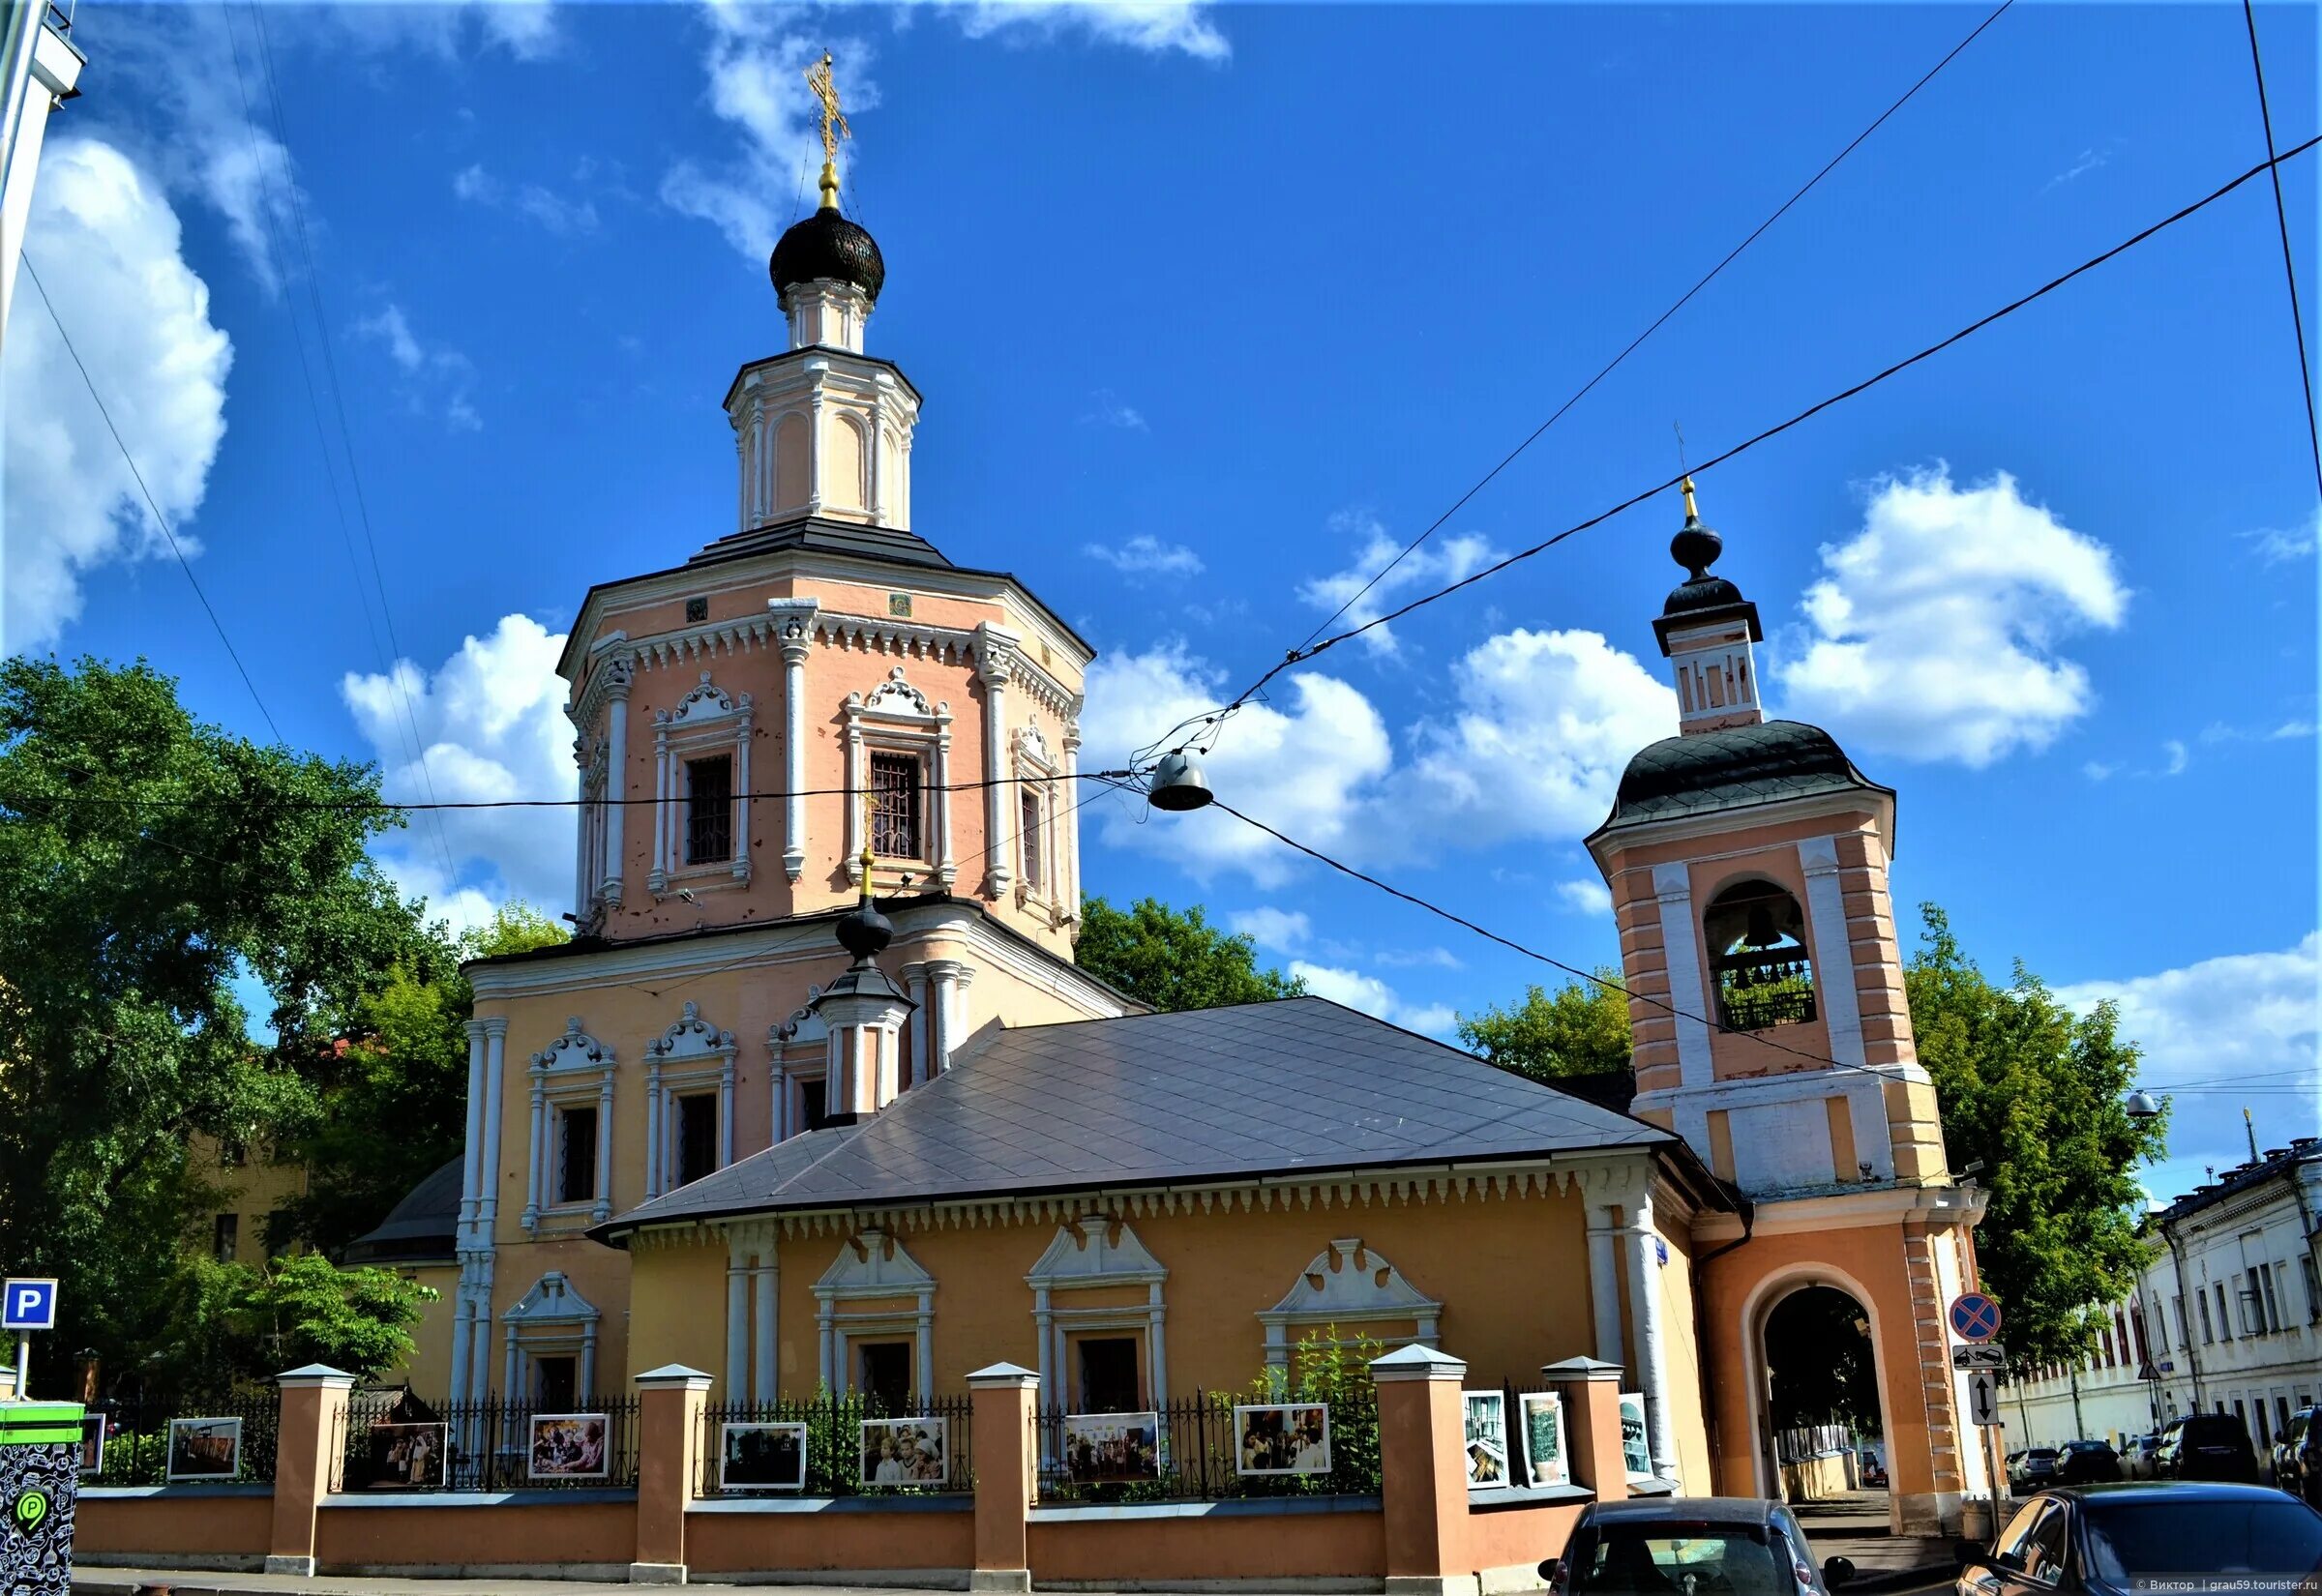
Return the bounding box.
[2,1279,57,1331]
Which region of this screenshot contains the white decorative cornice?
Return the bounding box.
[532,1018,615,1073]
[648,999,736,1063]
[1026,1218,1167,1288]
[862,665,935,717]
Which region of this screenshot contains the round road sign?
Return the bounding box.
[1950,1291,2002,1342]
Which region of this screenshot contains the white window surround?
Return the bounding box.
[523,1020,616,1229]
[844,666,954,888]
[1011,722,1064,919]
[649,671,755,895]
[1027,1220,1170,1421]
[500,1271,604,1405]
[815,1227,935,1399]
[644,1001,737,1199]
[571,733,610,928]
[768,998,828,1142]
[1259,1238,1442,1371]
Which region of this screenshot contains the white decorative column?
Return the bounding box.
[718,1056,736,1167]
[933,712,957,888]
[1797,837,1867,1068]
[648,720,670,896]
[600,652,634,907]
[1652,863,1713,1088]
[502,1330,521,1405]
[1146,1283,1169,1407]
[915,1289,936,1400]
[818,1309,835,1393]
[1585,1205,1624,1366]
[948,968,974,1067]
[973,624,1021,897]
[459,1021,488,1239]
[1061,712,1084,914]
[732,698,754,883]
[643,1059,663,1200]
[580,1321,599,1403]
[593,1073,615,1223]
[1621,1197,1680,1483]
[521,1074,547,1231]
[925,961,962,1076]
[753,1256,778,1404]
[903,964,931,1086]
[771,600,819,884]
[727,1239,751,1398]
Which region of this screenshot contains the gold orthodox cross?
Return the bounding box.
[806,52,851,205]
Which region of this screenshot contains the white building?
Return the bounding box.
[2009,1138,2322,1453]
[0,0,84,346]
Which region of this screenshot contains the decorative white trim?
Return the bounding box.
[814,1227,936,1399]
[1258,1238,1441,1370]
[650,671,755,893]
[1027,1221,1170,1425]
[525,1020,616,1228]
[645,1001,739,1198]
[1797,837,1868,1070]
[501,1271,604,1404]
[1651,864,1714,1092]
[844,668,955,889]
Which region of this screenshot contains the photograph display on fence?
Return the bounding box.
[1619,1392,1653,1483]
[528,1412,610,1480]
[1520,1392,1568,1488]
[165,1417,242,1481]
[1060,1412,1161,1483]
[365,1422,447,1490]
[1463,1390,1508,1488]
[77,1415,105,1477]
[860,1417,948,1486]
[1234,1404,1330,1476]
[720,1422,808,1491]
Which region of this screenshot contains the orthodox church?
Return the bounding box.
[362,76,1994,1536]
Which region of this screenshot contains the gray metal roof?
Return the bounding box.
[1590,719,1892,842]
[597,997,1676,1239]
[343,1156,463,1267]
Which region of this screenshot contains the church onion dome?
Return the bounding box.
[1592,720,1892,841]
[1652,476,1764,649]
[769,204,885,307]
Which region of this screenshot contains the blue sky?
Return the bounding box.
[6,0,2316,1200]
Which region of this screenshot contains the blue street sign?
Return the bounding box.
[2,1279,57,1332]
[1950,1291,2002,1343]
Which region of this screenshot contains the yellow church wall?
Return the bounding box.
[627,1238,727,1383]
[1652,1217,1716,1493]
[399,1262,460,1396]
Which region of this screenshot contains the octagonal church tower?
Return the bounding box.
[1586,484,1995,1536]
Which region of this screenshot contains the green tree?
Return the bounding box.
[280,901,568,1254]
[1906,903,2166,1373]
[1458,969,1634,1081]
[0,657,433,1388]
[1076,895,1305,1012]
[148,1254,435,1397]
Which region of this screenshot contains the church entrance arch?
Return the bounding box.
[1742,1265,1893,1516]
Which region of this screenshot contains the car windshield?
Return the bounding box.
[2082,1498,2322,1587]
[1570,1525,1794,1596]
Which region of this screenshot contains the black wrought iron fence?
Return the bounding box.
[1775,1422,1852,1465]
[332,1394,640,1493]
[1034,1389,1381,1504]
[696,1393,974,1497]
[83,1392,280,1486]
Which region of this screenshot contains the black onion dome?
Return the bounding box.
[1593,720,1890,838]
[835,897,894,961]
[1663,502,1742,617]
[770,205,885,305]
[1663,573,1747,617]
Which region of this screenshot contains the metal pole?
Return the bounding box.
[15,1329,29,1397]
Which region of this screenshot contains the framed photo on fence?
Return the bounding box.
[364,1421,447,1490]
[720,1422,808,1491]
[1462,1390,1508,1488]
[1233,1404,1330,1476]
[860,1417,948,1486]
[77,1413,106,1477]
[165,1416,242,1481]
[1520,1392,1568,1488]
[1619,1392,1653,1484]
[1060,1412,1161,1484]
[528,1412,610,1480]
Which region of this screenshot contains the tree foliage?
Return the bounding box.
[0,657,432,1385]
[1765,1286,1882,1435]
[1458,969,1634,1081]
[1076,895,1305,1012]
[1906,903,2167,1373]
[148,1254,435,1398]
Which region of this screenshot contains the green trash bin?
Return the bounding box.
[1,1401,85,1596]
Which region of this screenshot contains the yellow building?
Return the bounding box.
[187,1133,310,1266]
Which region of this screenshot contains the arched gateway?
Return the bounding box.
[1582,481,1995,1537]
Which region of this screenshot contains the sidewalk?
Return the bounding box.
[1793,1492,1963,1592]
[72,1573,921,1596]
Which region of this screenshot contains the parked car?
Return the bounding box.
[2272,1405,2322,1503]
[2056,1439,2122,1485]
[1542,1497,1857,1596]
[2122,1433,2161,1480]
[2154,1412,2263,1483]
[1958,1483,2322,1596]
[2009,1448,2061,1491]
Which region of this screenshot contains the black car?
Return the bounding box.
[2154,1412,2263,1483]
[1958,1483,2322,1596]
[2273,1406,2322,1503]
[2055,1439,2122,1485]
[1543,1496,1856,1596]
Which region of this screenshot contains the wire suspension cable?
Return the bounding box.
[1292,0,2018,660]
[1225,133,2322,709]
[18,254,285,744]
[2239,0,2322,497]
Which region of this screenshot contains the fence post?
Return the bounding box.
[1371,1343,1474,1596]
[967,1362,1039,1593]
[632,1364,713,1586]
[267,1363,354,1576]
[1540,1357,1629,1504]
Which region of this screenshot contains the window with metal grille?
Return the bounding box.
[675,1094,718,1187]
[1704,879,1816,1030]
[558,1107,598,1204]
[685,755,732,865]
[870,753,921,858]
[1020,789,1044,893]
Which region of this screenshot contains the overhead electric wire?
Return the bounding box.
[1290,0,2019,662]
[1218,133,2322,710]
[2238,0,2322,497]
[18,254,284,744]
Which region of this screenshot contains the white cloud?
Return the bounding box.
[1081,389,1147,430]
[1289,961,1456,1038]
[1375,946,1461,969]
[354,304,482,432]
[1409,628,1677,843]
[1296,511,1502,656]
[2242,511,2317,565]
[2162,738,2189,777]
[1078,640,1392,886]
[2043,146,2109,192]
[341,613,575,930]
[1558,879,1614,916]
[2082,760,2118,783]
[1777,466,2127,766]
[452,163,600,235]
[2055,935,2321,1195]
[1228,907,1310,954]
[1085,535,1203,578]
[3,138,232,657]
[948,0,1227,60]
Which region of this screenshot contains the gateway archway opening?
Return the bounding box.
[1762,1285,1887,1512]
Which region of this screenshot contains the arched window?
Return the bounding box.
[1704,880,1816,1031]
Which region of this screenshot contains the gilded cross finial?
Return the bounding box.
[806,51,851,210]
[1682,475,1700,522]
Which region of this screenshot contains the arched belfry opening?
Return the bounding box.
[1704,879,1815,1031]
[1761,1285,1886,1510]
